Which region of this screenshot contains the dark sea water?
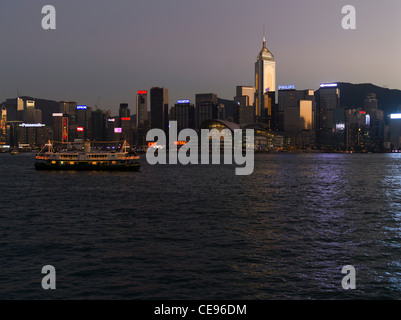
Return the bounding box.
[1,152,401,300]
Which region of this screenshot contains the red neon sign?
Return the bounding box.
[77,127,84,132]
[121,117,131,121]
[137,91,147,95]
[359,111,367,114]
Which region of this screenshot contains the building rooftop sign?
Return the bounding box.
[320,83,338,88]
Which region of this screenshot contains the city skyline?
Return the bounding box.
[1,0,401,114]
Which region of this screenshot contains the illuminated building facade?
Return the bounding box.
[76,105,92,140]
[136,91,148,128]
[364,93,385,151]
[234,86,256,125]
[200,119,283,151]
[170,100,195,131]
[279,88,316,147]
[16,123,49,148]
[53,113,69,143]
[255,37,276,124]
[316,84,345,149]
[389,113,401,150]
[345,109,371,151]
[0,105,7,144]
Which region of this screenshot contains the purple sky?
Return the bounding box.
[1,0,400,114]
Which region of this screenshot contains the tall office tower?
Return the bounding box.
[364,93,384,151]
[119,103,131,121]
[136,91,148,128]
[53,113,69,143]
[76,105,92,140]
[17,97,24,121]
[195,93,218,128]
[59,101,78,125]
[234,86,256,124]
[91,109,107,142]
[170,100,195,131]
[150,87,169,131]
[346,109,370,151]
[0,105,7,143]
[278,87,316,147]
[255,36,276,123]
[316,83,345,149]
[25,100,35,123]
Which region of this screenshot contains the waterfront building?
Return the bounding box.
[53,113,69,143]
[389,113,401,150]
[76,105,92,140]
[170,100,195,131]
[0,105,7,144]
[345,109,371,151]
[316,83,345,149]
[91,109,107,142]
[151,87,169,132]
[234,86,256,125]
[200,119,283,151]
[278,87,316,148]
[364,93,385,151]
[196,93,218,129]
[136,91,148,128]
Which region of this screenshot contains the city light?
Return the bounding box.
[278,85,295,90]
[121,117,131,121]
[177,100,190,104]
[390,114,401,120]
[174,141,187,146]
[52,113,63,117]
[19,123,46,128]
[336,123,345,130]
[77,127,84,132]
[77,105,87,110]
[320,83,338,88]
[137,91,148,95]
[114,128,122,133]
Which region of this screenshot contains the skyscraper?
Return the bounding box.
[195,93,218,128]
[119,103,131,120]
[170,100,195,131]
[316,83,345,149]
[234,86,255,124]
[0,105,7,144]
[278,87,316,147]
[150,87,169,131]
[136,91,148,128]
[255,36,276,123]
[364,93,385,151]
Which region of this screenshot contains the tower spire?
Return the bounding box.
[263,25,266,48]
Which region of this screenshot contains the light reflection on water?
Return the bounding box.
[0,152,400,299]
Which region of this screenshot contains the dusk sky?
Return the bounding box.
[1,0,400,114]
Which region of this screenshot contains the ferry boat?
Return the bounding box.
[35,140,140,171]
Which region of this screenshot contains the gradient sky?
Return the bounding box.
[1,0,400,114]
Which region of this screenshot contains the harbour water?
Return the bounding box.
[1,152,401,299]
